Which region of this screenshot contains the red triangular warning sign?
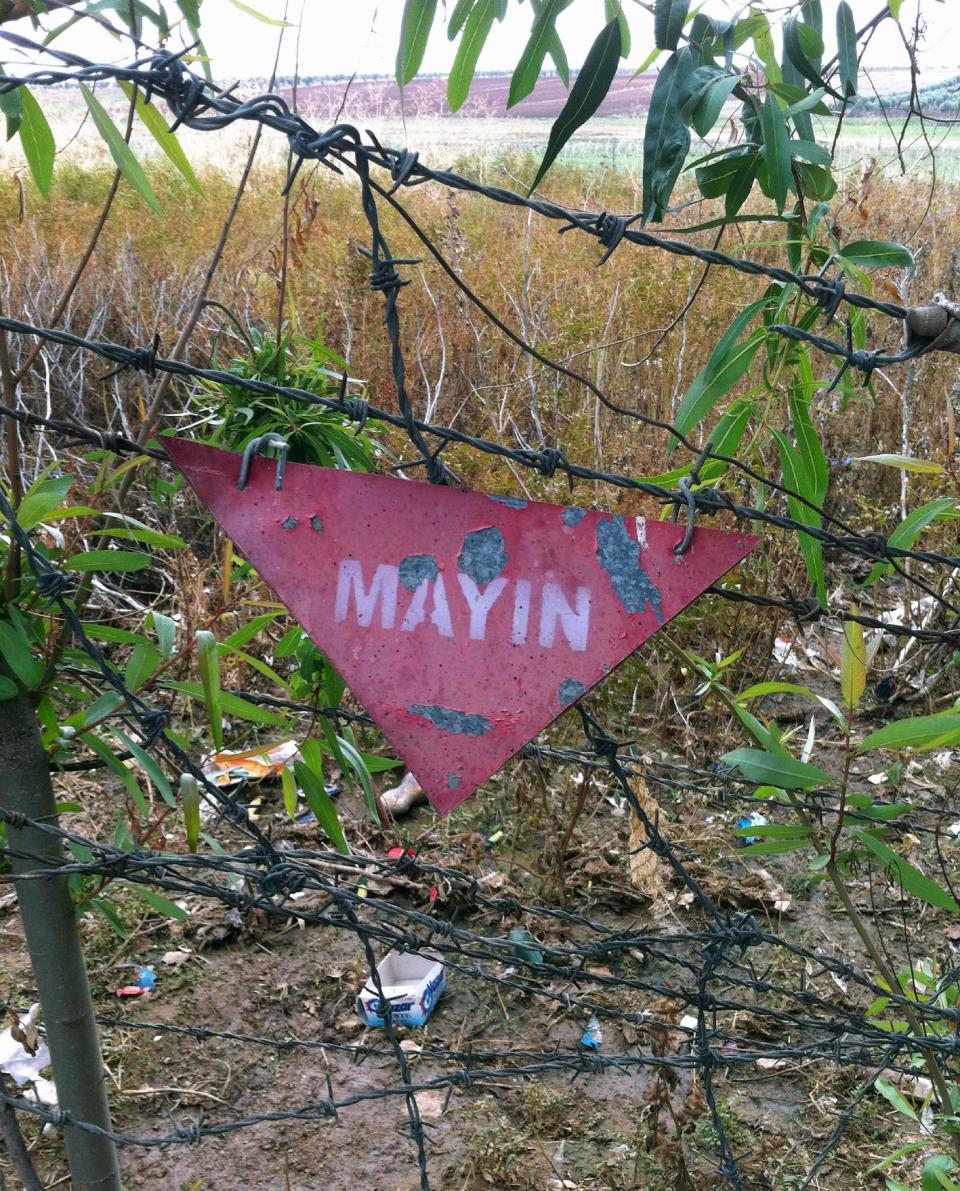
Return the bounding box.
[167,440,757,814]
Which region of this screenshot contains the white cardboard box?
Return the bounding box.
[356,949,446,1028]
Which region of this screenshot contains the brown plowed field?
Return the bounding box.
[287,71,657,121]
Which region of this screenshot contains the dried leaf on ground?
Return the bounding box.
[627,775,663,899]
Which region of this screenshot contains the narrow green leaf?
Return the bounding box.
[734,823,812,838]
[887,0,903,17]
[836,1,858,98]
[195,630,223,753]
[761,92,792,212]
[853,830,960,913]
[225,0,291,24]
[874,1078,920,1122]
[164,682,287,727]
[79,84,162,216]
[180,773,200,852]
[83,734,150,816]
[18,88,55,198]
[858,713,960,755]
[773,430,826,605]
[721,748,833,790]
[448,0,496,112]
[783,15,832,95]
[148,610,177,658]
[641,47,693,222]
[294,759,348,854]
[281,765,298,818]
[673,330,763,440]
[529,18,620,193]
[113,729,173,805]
[654,0,689,51]
[790,391,828,503]
[841,615,866,711]
[508,0,569,107]
[737,681,843,725]
[397,0,438,86]
[336,733,382,826]
[690,72,741,138]
[604,0,630,57]
[739,838,811,856]
[838,240,915,271]
[0,676,18,700]
[118,81,202,195]
[862,498,957,587]
[853,453,942,475]
[65,550,150,572]
[91,898,128,938]
[133,886,189,921]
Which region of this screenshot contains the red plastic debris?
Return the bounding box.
[167,440,757,815]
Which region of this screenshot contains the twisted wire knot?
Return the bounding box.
[259,863,307,898]
[535,447,567,478]
[388,148,420,193]
[139,709,167,747]
[814,275,846,324]
[595,212,635,264]
[34,567,71,602]
[369,261,408,295]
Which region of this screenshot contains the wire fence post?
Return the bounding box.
[1,680,121,1191]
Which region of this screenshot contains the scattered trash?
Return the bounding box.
[1,1004,50,1085]
[356,950,446,1028]
[116,985,149,998]
[381,772,427,817]
[161,950,191,966]
[506,927,543,966]
[413,1089,447,1120]
[754,867,792,913]
[485,828,505,850]
[386,846,417,866]
[680,1014,699,1032]
[580,1015,603,1050]
[736,812,768,845]
[137,966,156,992]
[202,740,301,789]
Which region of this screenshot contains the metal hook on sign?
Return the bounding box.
[236,433,289,492]
[672,438,713,557]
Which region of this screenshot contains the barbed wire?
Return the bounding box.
[1,34,959,1191]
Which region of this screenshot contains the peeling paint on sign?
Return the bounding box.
[563,507,587,528]
[310,514,323,535]
[409,705,492,737]
[458,527,508,585]
[559,678,587,706]
[399,554,440,592]
[282,516,299,531]
[596,517,664,623]
[488,495,527,510]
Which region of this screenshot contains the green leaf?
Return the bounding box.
[923,1157,959,1191]
[863,498,957,587]
[16,475,73,531]
[721,748,833,790]
[65,550,150,572]
[604,0,630,57]
[673,329,763,441]
[838,240,915,271]
[841,616,866,711]
[530,18,621,193]
[853,830,960,913]
[790,390,828,504]
[739,838,811,856]
[132,886,188,921]
[180,773,200,852]
[118,81,202,195]
[0,675,18,700]
[18,88,55,199]
[689,71,741,138]
[852,453,941,475]
[773,429,826,605]
[91,897,128,937]
[397,0,438,86]
[887,0,903,17]
[836,1,858,98]
[760,92,792,213]
[79,84,162,216]
[642,47,693,223]
[113,729,173,805]
[224,0,291,24]
[782,15,831,95]
[737,681,843,724]
[336,733,382,826]
[0,620,43,690]
[734,822,812,838]
[0,86,23,141]
[448,0,496,112]
[281,765,298,818]
[125,643,160,693]
[147,610,177,658]
[164,682,287,727]
[654,0,689,51]
[509,0,569,107]
[294,759,348,854]
[874,1078,920,1122]
[196,630,223,753]
[858,713,960,754]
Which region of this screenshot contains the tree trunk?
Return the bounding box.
[1,687,121,1191]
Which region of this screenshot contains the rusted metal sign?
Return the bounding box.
[167,439,757,815]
